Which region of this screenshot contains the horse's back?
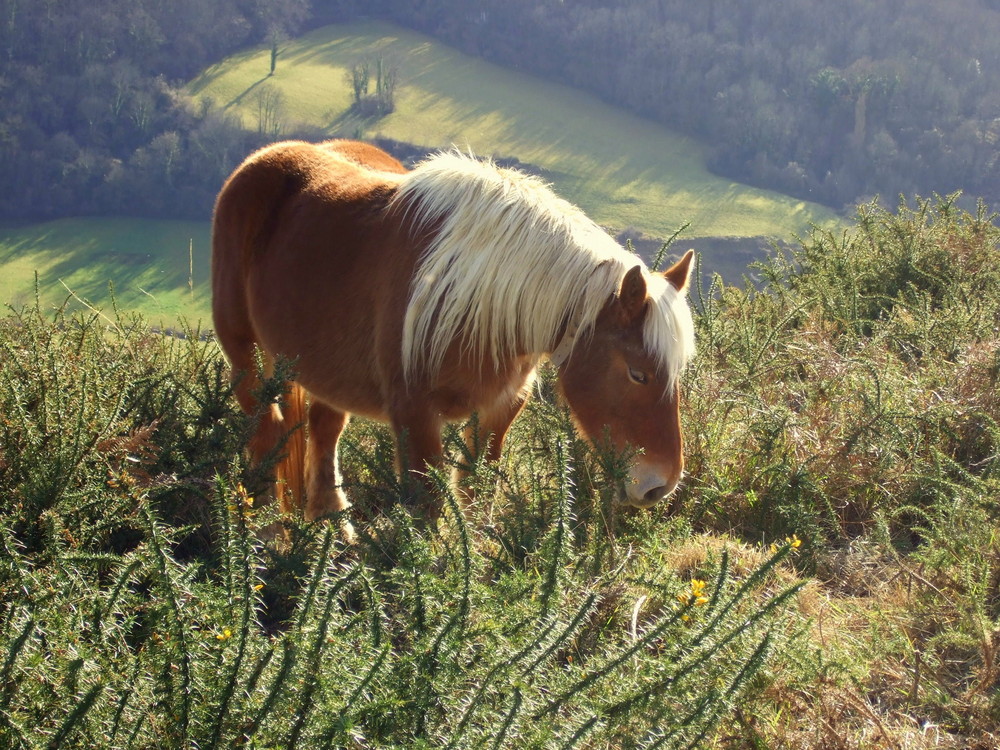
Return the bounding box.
[212,140,405,250]
[212,139,407,306]
[319,140,408,174]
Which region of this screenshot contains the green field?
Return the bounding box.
[0,218,212,327]
[189,20,838,241]
[3,20,841,324]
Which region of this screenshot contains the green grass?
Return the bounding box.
[0,218,212,327]
[188,19,839,242]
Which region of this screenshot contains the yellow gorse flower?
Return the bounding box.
[677,578,710,607]
[769,534,802,554]
[235,483,254,507]
[227,483,256,516]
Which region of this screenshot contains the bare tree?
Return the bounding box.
[254,84,286,137]
[348,55,399,117]
[348,59,370,103]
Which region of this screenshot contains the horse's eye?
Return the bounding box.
[628,366,649,385]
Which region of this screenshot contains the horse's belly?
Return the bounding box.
[249,300,390,420]
[299,366,388,421]
[428,355,536,422]
[270,330,389,419]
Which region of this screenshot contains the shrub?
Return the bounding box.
[4,194,998,746]
[0,303,800,748]
[679,195,1000,743]
[684,195,1000,550]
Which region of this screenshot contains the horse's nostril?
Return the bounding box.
[643,486,669,505]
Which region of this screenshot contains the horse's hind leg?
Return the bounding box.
[224,342,295,506]
[304,401,355,540]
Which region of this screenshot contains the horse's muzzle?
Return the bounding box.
[623,464,680,508]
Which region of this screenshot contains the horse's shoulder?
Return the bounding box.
[240,140,403,181]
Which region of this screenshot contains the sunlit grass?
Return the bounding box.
[0,218,212,327]
[188,20,839,241]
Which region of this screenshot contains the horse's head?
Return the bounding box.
[557,250,695,508]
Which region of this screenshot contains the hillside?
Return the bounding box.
[361,0,1000,210]
[2,20,841,324]
[188,20,838,243]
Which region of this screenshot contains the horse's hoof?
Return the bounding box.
[339,519,357,545]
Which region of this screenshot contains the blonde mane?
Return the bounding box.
[390,151,695,388]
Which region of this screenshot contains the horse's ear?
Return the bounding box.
[663,249,695,293]
[619,264,648,321]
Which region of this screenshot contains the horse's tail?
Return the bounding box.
[275,381,308,513]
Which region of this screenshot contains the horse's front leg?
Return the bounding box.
[456,364,536,500]
[456,392,530,492]
[390,404,446,519]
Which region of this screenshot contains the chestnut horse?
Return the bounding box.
[212,140,695,535]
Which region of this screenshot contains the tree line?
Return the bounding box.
[0,0,309,219]
[331,0,1000,211]
[1,0,999,221]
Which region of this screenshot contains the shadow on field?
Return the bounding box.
[0,219,210,316]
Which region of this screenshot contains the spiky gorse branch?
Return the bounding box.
[0,304,802,748]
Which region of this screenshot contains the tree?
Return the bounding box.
[253,84,285,137]
[348,55,399,117]
[267,25,287,76]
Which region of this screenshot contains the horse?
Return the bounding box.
[211,139,695,538]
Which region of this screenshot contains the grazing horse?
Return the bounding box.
[211,140,695,535]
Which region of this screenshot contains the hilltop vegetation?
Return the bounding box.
[1,0,998,226]
[1,197,997,747]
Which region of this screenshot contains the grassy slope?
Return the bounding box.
[0,218,212,327]
[3,199,998,747]
[3,20,839,325]
[189,20,838,241]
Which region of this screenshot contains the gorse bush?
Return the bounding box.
[0,301,801,748]
[1,194,998,747]
[685,195,1000,548]
[681,194,1000,743]
[0,306,244,556]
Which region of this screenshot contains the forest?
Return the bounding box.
[347,0,1000,210]
[1,0,999,220]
